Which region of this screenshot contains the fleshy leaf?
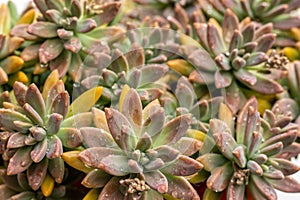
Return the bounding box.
[161,155,203,176]
[152,114,192,147]
[7,146,33,175]
[80,127,115,148]
[68,86,103,116]
[27,158,48,191]
[82,169,111,188]
[144,170,168,193]
[206,162,233,192]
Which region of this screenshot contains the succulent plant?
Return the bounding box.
[159,75,223,132]
[0,2,27,87]
[10,0,124,79]
[0,70,103,196]
[197,97,300,200]
[178,9,285,113]
[64,86,203,199]
[78,37,173,106]
[199,0,300,30]
[0,169,68,199]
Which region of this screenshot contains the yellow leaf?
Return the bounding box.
[163,194,179,200]
[283,47,300,61]
[187,129,207,142]
[8,71,28,85]
[0,55,24,74]
[41,173,55,197]
[62,151,92,173]
[119,84,130,112]
[42,70,60,100]
[92,108,109,132]
[203,189,222,200]
[180,32,201,47]
[17,9,36,24]
[257,98,271,115]
[167,59,194,76]
[291,27,300,41]
[83,188,101,200]
[68,86,103,117]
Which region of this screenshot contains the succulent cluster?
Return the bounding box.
[0,0,300,200]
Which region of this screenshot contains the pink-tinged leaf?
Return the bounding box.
[48,157,64,183]
[224,81,247,114]
[78,147,122,168]
[136,133,152,151]
[229,30,243,52]
[105,108,136,151]
[171,137,202,156]
[274,17,300,30]
[144,170,168,193]
[188,49,218,72]
[263,168,284,180]
[21,44,40,61]
[7,146,33,175]
[152,114,192,147]
[266,176,300,192]
[31,138,47,163]
[206,162,233,192]
[76,18,96,33]
[227,181,245,200]
[10,24,39,40]
[154,145,179,163]
[11,81,27,106]
[214,71,233,88]
[222,9,239,44]
[23,103,44,126]
[56,127,82,148]
[80,127,115,148]
[254,33,275,53]
[82,169,111,188]
[211,120,237,160]
[261,130,297,149]
[7,132,27,149]
[39,39,64,63]
[142,107,165,137]
[236,97,258,144]
[189,69,215,85]
[25,84,46,118]
[234,69,257,85]
[249,175,277,200]
[46,135,63,159]
[27,158,48,191]
[176,77,196,109]
[269,158,300,176]
[242,23,255,43]
[50,91,70,118]
[207,22,226,56]
[0,185,18,199]
[121,89,142,128]
[166,174,200,200]
[98,177,123,199]
[99,155,130,176]
[144,158,164,171]
[161,155,203,176]
[47,113,63,135]
[140,64,169,85]
[0,109,31,131]
[260,142,283,156]
[232,145,246,168]
[246,52,268,66]
[49,50,71,78]
[27,22,58,38]
[247,160,263,176]
[64,37,82,53]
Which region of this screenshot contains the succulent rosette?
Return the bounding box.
[10,0,124,79]
[200,0,300,30]
[180,9,285,113]
[0,169,69,199]
[0,2,32,87]
[63,86,203,199]
[0,70,103,196]
[78,37,172,105]
[197,97,300,200]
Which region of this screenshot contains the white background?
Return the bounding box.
[1,0,300,199]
